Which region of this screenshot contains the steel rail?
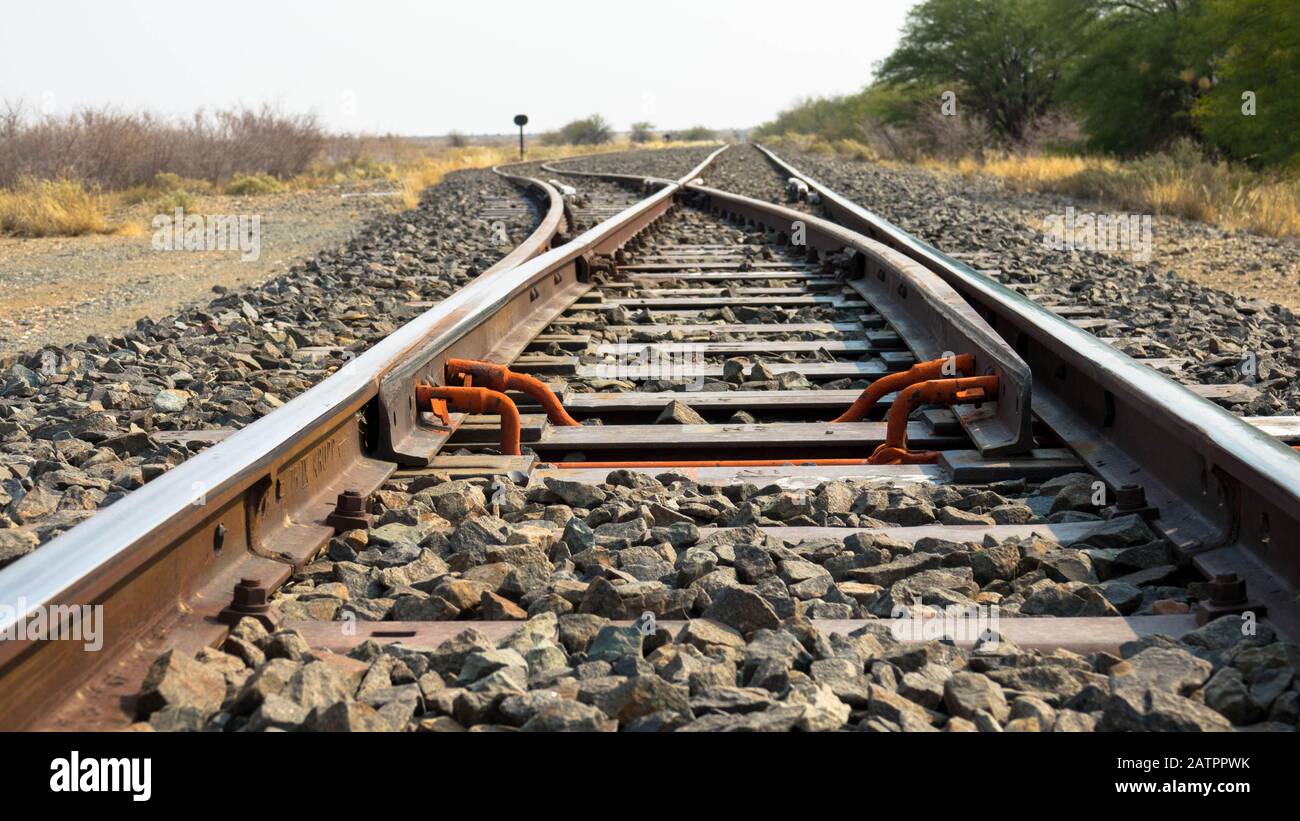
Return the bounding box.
[756,143,1300,636]
[374,149,726,464]
[539,159,681,190]
[533,150,1034,454]
[682,182,1034,457]
[0,148,725,729]
[539,162,667,191]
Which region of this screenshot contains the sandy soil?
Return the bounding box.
[0,186,398,358]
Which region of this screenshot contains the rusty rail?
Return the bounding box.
[755,143,1300,639]
[684,182,1034,456]
[0,148,725,729]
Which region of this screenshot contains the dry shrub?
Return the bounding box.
[0,102,324,190]
[765,134,879,163]
[928,139,1300,238]
[0,177,108,236]
[224,173,283,196]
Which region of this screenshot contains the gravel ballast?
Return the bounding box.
[545,146,720,180]
[136,591,1295,732]
[0,170,540,559]
[124,462,1294,734]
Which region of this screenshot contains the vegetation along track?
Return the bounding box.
[2,145,1298,733]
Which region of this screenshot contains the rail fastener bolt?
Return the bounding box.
[1195,572,1267,626]
[1104,483,1159,521]
[326,489,372,533]
[217,577,280,630]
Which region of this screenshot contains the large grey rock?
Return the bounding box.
[544,477,607,508]
[703,586,781,635]
[428,628,495,676]
[1100,687,1232,732]
[587,625,645,663]
[587,676,691,725]
[943,672,1010,722]
[136,649,227,720]
[787,682,851,731]
[285,661,353,712]
[655,400,706,425]
[520,699,617,731]
[1202,667,1266,725]
[1110,647,1212,696]
[457,648,527,686]
[677,618,746,651]
[244,694,309,731]
[0,527,39,567]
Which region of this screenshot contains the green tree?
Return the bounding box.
[877,0,1074,142]
[753,84,929,140]
[1059,0,1211,155]
[678,125,716,141]
[542,115,612,146]
[629,121,655,143]
[1191,0,1300,167]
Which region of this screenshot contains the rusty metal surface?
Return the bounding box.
[757,143,1300,638]
[373,148,729,468]
[0,152,730,730]
[373,186,671,466]
[685,182,1034,456]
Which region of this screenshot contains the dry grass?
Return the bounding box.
[0,177,109,237]
[920,145,1300,239]
[767,130,1298,239]
[0,136,717,236]
[765,134,881,163]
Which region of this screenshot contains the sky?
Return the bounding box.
[2,0,916,135]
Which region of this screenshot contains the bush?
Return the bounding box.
[224,173,283,196]
[0,103,325,190]
[153,171,210,194]
[541,115,613,146]
[156,188,195,212]
[0,177,108,237]
[629,122,655,143]
[678,125,716,141]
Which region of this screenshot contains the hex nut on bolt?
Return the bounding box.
[217,577,280,630]
[326,489,371,533]
[1105,482,1159,521]
[1195,572,1266,625]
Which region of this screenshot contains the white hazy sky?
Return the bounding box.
[2,0,916,135]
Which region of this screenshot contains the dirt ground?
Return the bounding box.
[992,193,1300,313]
[0,186,397,359]
[3,156,1296,361]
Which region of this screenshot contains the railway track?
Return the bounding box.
[2,145,1298,733]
